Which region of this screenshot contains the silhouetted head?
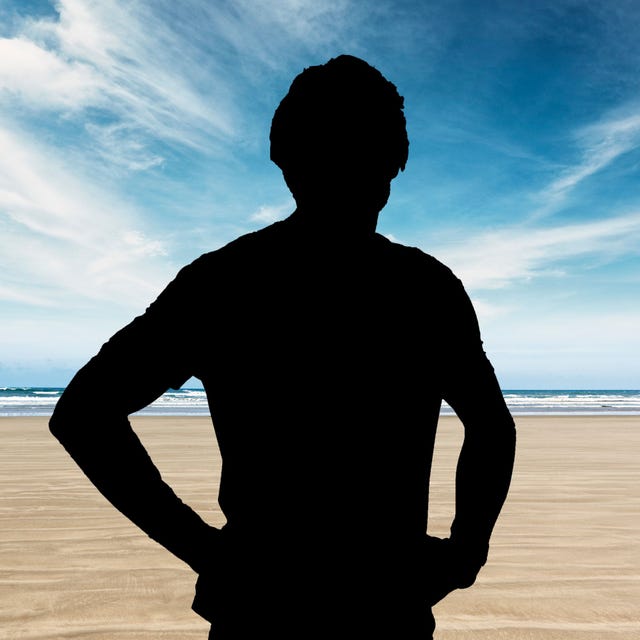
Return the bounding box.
[270,55,409,228]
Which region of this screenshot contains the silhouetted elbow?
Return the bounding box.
[49,400,75,444]
[49,385,88,446]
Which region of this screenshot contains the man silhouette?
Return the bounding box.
[50,55,516,639]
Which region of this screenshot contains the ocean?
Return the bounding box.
[1,387,639,417]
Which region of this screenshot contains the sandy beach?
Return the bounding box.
[1,415,639,639]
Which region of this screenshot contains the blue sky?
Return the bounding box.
[1,0,639,389]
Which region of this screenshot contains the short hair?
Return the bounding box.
[270,55,409,179]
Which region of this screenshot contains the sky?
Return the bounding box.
[1,0,639,389]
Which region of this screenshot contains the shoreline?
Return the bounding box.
[3,389,640,419]
[2,415,639,639]
[3,410,640,419]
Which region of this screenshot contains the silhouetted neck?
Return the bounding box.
[284,207,379,244]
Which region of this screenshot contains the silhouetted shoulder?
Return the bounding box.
[174,222,288,279]
[149,228,273,313]
[374,232,464,292]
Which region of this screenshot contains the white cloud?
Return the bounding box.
[84,122,164,171]
[0,36,103,109]
[0,124,172,309]
[431,212,640,290]
[3,1,235,156]
[536,109,640,214]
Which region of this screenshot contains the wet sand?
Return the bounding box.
[1,415,639,639]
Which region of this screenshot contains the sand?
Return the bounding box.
[1,415,639,639]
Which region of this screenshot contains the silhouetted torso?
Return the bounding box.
[76,211,506,636]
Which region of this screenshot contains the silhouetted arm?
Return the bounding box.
[49,265,218,574]
[441,278,516,588]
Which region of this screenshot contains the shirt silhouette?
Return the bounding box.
[50,55,515,639]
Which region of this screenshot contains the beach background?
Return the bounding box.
[2,1,640,639]
[2,394,639,639]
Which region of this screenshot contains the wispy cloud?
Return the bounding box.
[432,212,640,291]
[0,36,103,109]
[536,108,640,215]
[84,122,165,171]
[0,124,171,309]
[1,1,236,160]
[192,0,355,72]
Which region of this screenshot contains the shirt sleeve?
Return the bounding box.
[89,268,195,415]
[438,273,516,568]
[71,261,200,417]
[49,261,216,573]
[440,276,513,429]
